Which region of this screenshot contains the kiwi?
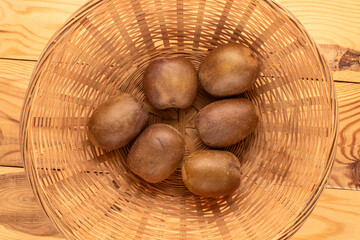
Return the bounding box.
[182,150,241,197]
[144,57,198,109]
[195,98,259,148]
[198,43,260,97]
[127,124,185,183]
[87,93,148,150]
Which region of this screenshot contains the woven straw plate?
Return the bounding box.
[20,0,338,239]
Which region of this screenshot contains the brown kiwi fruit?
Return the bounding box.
[87,93,148,150]
[195,98,259,148]
[198,43,260,97]
[144,57,198,109]
[127,124,185,183]
[182,150,241,197]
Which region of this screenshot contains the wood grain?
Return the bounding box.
[320,44,360,83]
[0,166,63,240]
[279,0,360,50]
[0,1,359,82]
[0,59,35,167]
[0,166,358,240]
[0,1,359,236]
[328,82,360,190]
[293,189,360,240]
[0,0,86,60]
[278,0,360,83]
[0,0,358,239]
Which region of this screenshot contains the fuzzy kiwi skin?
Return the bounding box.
[127,124,185,183]
[182,150,241,197]
[87,93,149,150]
[195,98,259,148]
[144,57,198,109]
[198,43,260,97]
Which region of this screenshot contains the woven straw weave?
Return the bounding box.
[21,0,337,239]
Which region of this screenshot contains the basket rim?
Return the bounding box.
[20,0,338,239]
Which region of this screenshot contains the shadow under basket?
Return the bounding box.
[20,0,338,239]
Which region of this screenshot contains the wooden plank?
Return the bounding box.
[0,59,35,167]
[0,166,63,240]
[0,0,86,60]
[0,166,358,239]
[1,58,359,189]
[292,189,360,240]
[279,0,360,50]
[278,0,360,83]
[328,82,360,190]
[0,1,359,83]
[0,0,358,239]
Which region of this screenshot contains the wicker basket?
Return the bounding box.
[20,0,338,239]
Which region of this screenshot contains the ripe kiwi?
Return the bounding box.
[182,150,241,197]
[198,43,260,97]
[87,93,148,150]
[195,98,259,148]
[144,57,198,109]
[127,124,185,183]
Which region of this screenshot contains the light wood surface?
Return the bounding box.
[0,167,63,240]
[293,189,360,240]
[279,0,360,83]
[280,0,360,50]
[1,0,359,82]
[328,82,360,190]
[0,166,358,240]
[0,0,85,60]
[0,0,359,239]
[0,59,33,167]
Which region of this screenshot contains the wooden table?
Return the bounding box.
[0,0,359,239]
